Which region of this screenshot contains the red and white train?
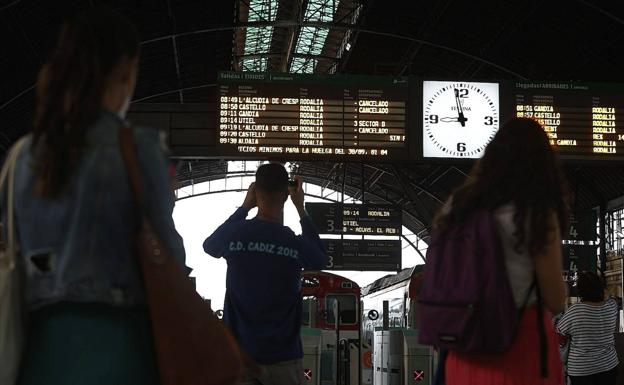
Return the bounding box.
[300,271,363,385]
[299,266,432,385]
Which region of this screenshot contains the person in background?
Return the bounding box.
[203,163,328,385]
[4,8,186,385]
[557,271,619,385]
[437,118,569,384]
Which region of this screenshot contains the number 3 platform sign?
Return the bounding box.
[305,202,402,271]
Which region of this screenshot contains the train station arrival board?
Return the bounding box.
[512,82,624,161]
[422,80,624,161]
[218,72,409,161]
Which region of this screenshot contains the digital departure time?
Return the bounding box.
[423,81,500,158]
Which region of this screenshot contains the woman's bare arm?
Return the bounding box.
[533,214,567,314]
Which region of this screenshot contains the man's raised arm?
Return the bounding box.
[203,182,256,257]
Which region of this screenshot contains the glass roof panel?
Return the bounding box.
[290,57,318,74]
[290,0,340,73]
[241,0,278,72]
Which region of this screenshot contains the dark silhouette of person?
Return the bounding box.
[203,163,328,385]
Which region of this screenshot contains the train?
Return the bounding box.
[300,271,362,385]
[361,265,425,343]
[300,266,433,385]
[360,266,433,385]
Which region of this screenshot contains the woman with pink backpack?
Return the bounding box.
[419,117,569,384]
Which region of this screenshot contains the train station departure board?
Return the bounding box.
[127,74,624,163]
[323,239,401,271]
[512,82,624,161]
[217,72,410,161]
[305,203,402,235]
[304,202,403,271]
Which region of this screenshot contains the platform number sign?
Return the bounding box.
[565,210,597,242]
[326,219,335,232]
[562,210,598,295]
[562,245,598,295]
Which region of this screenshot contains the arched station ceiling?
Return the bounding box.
[2,0,624,241]
[175,160,470,243]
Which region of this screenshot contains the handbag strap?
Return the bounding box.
[118,126,145,213]
[0,136,29,268]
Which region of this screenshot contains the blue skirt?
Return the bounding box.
[18,302,160,385]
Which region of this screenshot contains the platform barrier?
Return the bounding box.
[301,328,322,385]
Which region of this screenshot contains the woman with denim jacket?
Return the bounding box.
[2,8,186,385]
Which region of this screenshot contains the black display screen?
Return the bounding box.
[323,239,402,271]
[511,82,624,161]
[217,72,410,161]
[126,75,624,163]
[305,202,402,236]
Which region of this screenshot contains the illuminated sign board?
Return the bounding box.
[565,210,598,242]
[422,80,624,161]
[562,244,598,296]
[127,77,624,163]
[304,202,402,271]
[512,82,624,161]
[217,72,410,161]
[305,203,402,236]
[323,239,401,271]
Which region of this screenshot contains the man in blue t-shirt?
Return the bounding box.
[203,163,328,385]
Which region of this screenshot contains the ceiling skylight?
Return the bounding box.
[289,0,340,74]
[241,0,278,72]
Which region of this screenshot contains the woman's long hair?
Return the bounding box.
[436,118,570,255]
[32,8,139,198]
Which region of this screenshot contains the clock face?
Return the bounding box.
[423,81,500,158]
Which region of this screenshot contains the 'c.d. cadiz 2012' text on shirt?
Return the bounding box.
[203,207,328,365]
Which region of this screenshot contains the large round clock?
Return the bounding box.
[423,80,500,158]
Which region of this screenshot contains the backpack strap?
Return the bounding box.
[432,349,448,385]
[535,278,548,378]
[518,277,548,378]
[519,279,537,317]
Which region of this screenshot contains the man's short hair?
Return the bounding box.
[255,163,288,193]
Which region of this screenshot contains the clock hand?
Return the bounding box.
[439,117,460,122]
[454,89,467,127]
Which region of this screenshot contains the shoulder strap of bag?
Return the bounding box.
[118,126,145,212]
[535,279,548,378]
[0,137,29,267]
[519,278,537,317]
[515,276,547,378]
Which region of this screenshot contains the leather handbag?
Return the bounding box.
[119,126,244,385]
[0,136,28,385]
